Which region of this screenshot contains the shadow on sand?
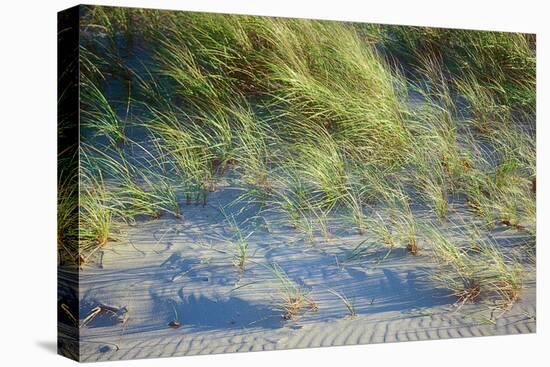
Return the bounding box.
[150,292,282,331]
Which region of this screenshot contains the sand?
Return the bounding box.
[71,176,536,362]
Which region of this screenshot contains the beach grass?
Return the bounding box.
[60,8,537,325]
[328,288,357,318]
[426,224,524,310]
[270,263,318,320]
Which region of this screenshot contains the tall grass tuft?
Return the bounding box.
[427,224,524,310]
[270,263,318,320]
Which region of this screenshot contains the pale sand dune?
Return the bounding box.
[76,179,536,362]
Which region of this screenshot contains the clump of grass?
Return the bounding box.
[420,173,449,219]
[153,12,257,106]
[343,184,367,234]
[381,26,535,113]
[222,212,253,272]
[58,155,80,264]
[460,125,535,233]
[233,227,253,271]
[78,175,114,265]
[267,173,321,241]
[410,145,452,220]
[233,240,250,271]
[313,207,332,240]
[454,71,512,134]
[270,263,317,320]
[489,126,536,232]
[146,107,217,205]
[408,55,466,181]
[328,288,357,318]
[147,173,181,218]
[398,211,420,256]
[290,127,349,209]
[365,212,396,249]
[477,241,524,307]
[427,224,524,310]
[383,185,419,255]
[75,140,189,267]
[80,74,126,147]
[121,174,181,220]
[427,225,479,306]
[462,170,498,229]
[353,211,417,263]
[261,18,410,165]
[84,144,182,221]
[270,188,303,230]
[278,199,332,241]
[232,105,275,188]
[296,212,315,242]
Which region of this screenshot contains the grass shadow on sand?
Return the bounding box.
[151,292,282,331]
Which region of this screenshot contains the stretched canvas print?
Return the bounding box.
[58,4,536,362]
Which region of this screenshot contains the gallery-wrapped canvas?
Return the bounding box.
[58,5,536,362]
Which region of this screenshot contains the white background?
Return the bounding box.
[0,0,547,366]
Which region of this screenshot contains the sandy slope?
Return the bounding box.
[76,178,536,362]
